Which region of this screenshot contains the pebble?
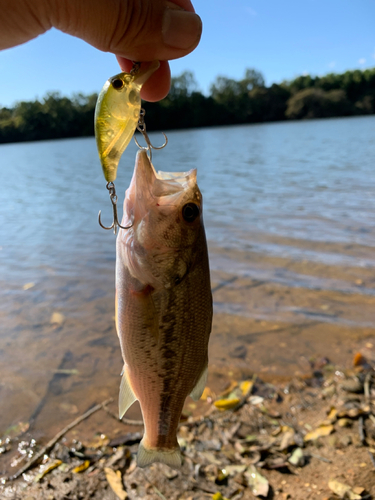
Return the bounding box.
[341,378,363,394]
[339,435,352,448]
[322,385,336,398]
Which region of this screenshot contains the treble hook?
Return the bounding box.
[134,108,168,162]
[98,182,132,235]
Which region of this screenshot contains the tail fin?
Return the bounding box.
[137,439,182,470]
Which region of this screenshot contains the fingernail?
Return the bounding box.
[162,9,202,50]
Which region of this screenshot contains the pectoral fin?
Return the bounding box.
[119,367,137,419]
[190,365,208,401]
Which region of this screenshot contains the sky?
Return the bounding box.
[0,0,374,107]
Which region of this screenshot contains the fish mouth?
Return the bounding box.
[133,150,197,198]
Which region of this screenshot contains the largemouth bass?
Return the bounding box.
[95,61,159,182]
[116,150,212,469]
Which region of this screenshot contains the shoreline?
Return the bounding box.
[1,354,375,499]
[1,239,375,443]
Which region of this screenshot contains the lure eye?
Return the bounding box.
[182,203,200,223]
[112,78,124,90]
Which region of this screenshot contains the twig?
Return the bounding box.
[309,453,332,464]
[140,469,170,500]
[364,372,371,401]
[102,402,143,426]
[368,450,375,469]
[358,416,366,445]
[153,486,168,500]
[9,398,113,480]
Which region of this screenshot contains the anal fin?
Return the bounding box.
[119,367,137,419]
[190,364,208,401]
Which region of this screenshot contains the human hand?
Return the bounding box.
[0,0,202,102]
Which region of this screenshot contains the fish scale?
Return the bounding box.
[115,150,212,468]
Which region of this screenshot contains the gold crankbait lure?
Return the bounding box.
[95,60,160,183]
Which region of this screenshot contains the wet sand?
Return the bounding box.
[1,234,375,459]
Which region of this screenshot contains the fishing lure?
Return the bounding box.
[95,60,158,183]
[95,61,167,234]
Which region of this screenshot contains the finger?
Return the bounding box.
[116,57,171,102]
[168,0,195,13]
[0,1,52,49]
[51,0,202,62]
[0,0,202,59]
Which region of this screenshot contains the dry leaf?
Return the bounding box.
[104,467,128,500]
[353,352,366,367]
[304,424,334,442]
[288,447,305,467]
[352,487,365,495]
[214,398,240,410]
[245,465,269,497]
[249,396,264,406]
[201,387,214,401]
[328,480,361,499]
[86,434,110,449]
[218,380,238,398]
[222,465,247,476]
[23,282,35,290]
[240,380,254,396]
[72,460,90,473]
[212,493,229,500]
[34,459,62,482]
[279,430,295,451]
[338,418,352,428]
[321,407,338,426]
[54,369,79,375]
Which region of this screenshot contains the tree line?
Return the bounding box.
[0,67,374,144]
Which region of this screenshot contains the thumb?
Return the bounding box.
[51,0,202,62]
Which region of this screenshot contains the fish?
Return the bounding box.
[94,61,159,182]
[115,150,212,469]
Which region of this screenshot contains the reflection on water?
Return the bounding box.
[1,116,375,439]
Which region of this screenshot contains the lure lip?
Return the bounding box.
[133,60,161,87]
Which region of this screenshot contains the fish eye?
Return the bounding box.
[182,203,200,223]
[112,78,124,90]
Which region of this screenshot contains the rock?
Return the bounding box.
[341,378,363,394]
[322,385,336,398]
[229,345,247,359]
[338,435,352,448]
[50,311,65,327]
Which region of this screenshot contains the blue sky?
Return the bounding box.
[0,0,374,107]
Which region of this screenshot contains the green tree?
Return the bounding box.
[210,68,266,123]
[286,88,352,119]
[168,71,199,100]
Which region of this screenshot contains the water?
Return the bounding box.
[1,116,375,442]
[1,116,375,278]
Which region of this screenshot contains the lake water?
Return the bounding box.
[1,116,375,446]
